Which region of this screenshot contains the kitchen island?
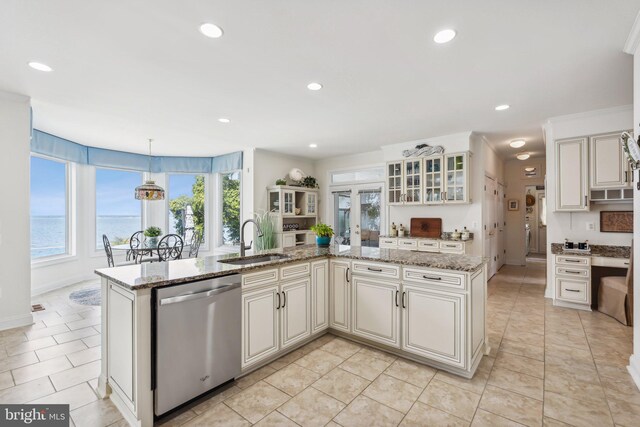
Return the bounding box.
[95,245,488,426]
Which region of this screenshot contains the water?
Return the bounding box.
[31,215,141,259]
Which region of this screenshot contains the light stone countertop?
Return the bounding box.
[550,243,631,258]
[96,244,485,291]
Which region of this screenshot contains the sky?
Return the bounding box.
[30,156,198,216]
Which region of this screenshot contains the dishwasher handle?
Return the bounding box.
[159,282,241,306]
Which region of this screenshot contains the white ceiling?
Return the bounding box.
[1,1,638,160]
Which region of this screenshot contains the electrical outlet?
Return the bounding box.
[472,221,478,229]
[586,222,595,231]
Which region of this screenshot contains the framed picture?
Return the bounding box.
[600,211,633,233]
[508,200,519,211]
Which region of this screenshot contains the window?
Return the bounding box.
[30,156,69,259]
[221,171,241,245]
[168,174,205,242]
[96,168,142,248]
[331,166,384,184]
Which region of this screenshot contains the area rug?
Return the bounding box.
[69,286,101,306]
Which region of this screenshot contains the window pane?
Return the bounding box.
[168,174,205,242]
[96,168,142,248]
[222,171,241,245]
[30,157,68,259]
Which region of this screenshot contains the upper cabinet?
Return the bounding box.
[590,133,631,189]
[387,152,470,206]
[555,137,589,212]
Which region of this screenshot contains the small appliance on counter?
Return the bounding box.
[563,239,590,253]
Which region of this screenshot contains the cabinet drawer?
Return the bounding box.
[555,255,590,267]
[397,239,418,250]
[380,238,398,249]
[556,278,589,304]
[242,268,279,289]
[352,261,401,280]
[439,241,464,252]
[555,266,590,279]
[417,240,439,252]
[403,267,466,291]
[592,256,630,268]
[280,262,311,280]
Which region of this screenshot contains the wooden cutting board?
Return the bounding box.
[410,218,442,238]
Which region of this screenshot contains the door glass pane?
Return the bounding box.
[434,159,440,172]
[448,156,454,170]
[334,192,351,244]
[359,191,381,247]
[456,155,463,170]
[447,172,454,185]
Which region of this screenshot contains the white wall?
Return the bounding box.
[0,91,33,330]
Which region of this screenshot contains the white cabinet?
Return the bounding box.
[403,159,423,204]
[282,190,295,216]
[305,192,317,215]
[108,285,135,403]
[387,161,404,205]
[280,277,311,350]
[555,137,589,211]
[444,153,470,204]
[311,260,329,333]
[329,260,351,332]
[424,157,443,204]
[553,255,591,310]
[402,284,466,369]
[351,276,400,348]
[282,233,296,248]
[241,284,280,368]
[590,132,631,189]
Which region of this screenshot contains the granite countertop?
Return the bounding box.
[96,244,485,291]
[379,234,474,242]
[550,243,631,258]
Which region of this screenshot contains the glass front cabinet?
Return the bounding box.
[305,192,317,215]
[444,153,469,203]
[424,157,443,204]
[283,190,295,216]
[403,159,422,204]
[387,161,404,205]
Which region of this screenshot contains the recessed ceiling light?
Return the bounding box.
[516,152,530,161]
[495,104,510,111]
[307,82,323,91]
[199,23,223,38]
[28,62,52,72]
[218,118,230,123]
[510,139,526,148]
[309,144,317,148]
[433,29,456,44]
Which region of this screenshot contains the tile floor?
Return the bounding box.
[1,264,639,426]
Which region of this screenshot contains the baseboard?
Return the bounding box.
[0,312,34,332]
[628,354,640,391]
[506,258,525,266]
[31,274,95,296]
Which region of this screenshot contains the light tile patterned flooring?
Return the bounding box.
[1,264,639,426]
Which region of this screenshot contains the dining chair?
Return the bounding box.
[157,234,184,261]
[598,243,634,326]
[127,230,145,261]
[103,234,115,267]
[186,230,203,258]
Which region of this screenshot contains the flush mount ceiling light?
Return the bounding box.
[218,118,230,123]
[495,104,510,111]
[433,29,456,44]
[28,61,53,72]
[199,23,223,38]
[307,82,323,91]
[309,144,318,148]
[524,167,536,172]
[516,152,531,161]
[134,139,165,201]
[510,139,526,148]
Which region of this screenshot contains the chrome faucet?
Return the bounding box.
[240,219,264,257]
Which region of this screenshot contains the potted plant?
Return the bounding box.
[310,223,334,247]
[144,226,162,246]
[275,178,287,186]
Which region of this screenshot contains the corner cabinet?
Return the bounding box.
[555,137,589,211]
[329,260,351,332]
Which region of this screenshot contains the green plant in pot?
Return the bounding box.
[144,226,162,246]
[310,223,334,247]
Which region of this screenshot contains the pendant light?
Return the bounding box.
[135,139,165,200]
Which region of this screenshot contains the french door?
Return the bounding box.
[331,185,384,247]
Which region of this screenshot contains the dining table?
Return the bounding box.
[112,241,166,263]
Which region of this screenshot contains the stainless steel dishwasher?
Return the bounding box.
[155,274,241,416]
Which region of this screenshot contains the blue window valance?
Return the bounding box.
[31,129,242,173]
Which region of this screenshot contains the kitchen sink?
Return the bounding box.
[218,253,291,266]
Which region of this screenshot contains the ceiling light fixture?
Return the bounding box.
[495,104,510,111]
[309,144,317,148]
[134,139,165,201]
[28,62,53,72]
[218,118,230,123]
[199,23,224,38]
[433,29,456,44]
[524,167,536,172]
[516,152,531,161]
[307,82,323,91]
[510,139,526,148]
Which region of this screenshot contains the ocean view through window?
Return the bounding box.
[96,168,142,248]
[30,156,69,259]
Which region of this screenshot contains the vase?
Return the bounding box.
[148,236,158,247]
[316,236,331,247]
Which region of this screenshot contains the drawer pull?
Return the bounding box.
[367,267,383,272]
[624,262,630,265]
[565,289,581,293]
[564,259,581,263]
[422,275,442,281]
[402,242,414,245]
[564,270,583,275]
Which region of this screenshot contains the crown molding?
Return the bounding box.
[624,10,640,54]
[545,104,633,125]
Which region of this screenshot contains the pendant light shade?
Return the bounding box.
[135,139,165,201]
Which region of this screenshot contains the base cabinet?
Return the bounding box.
[280,278,311,350]
[330,260,351,332]
[108,285,135,403]
[351,276,400,347]
[241,285,280,368]
[311,260,329,333]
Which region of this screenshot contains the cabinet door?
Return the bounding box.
[590,133,630,189]
[387,161,404,205]
[311,260,329,333]
[108,285,135,402]
[282,233,296,248]
[330,260,351,332]
[242,285,279,368]
[283,190,295,216]
[280,278,311,350]
[555,138,589,211]
[424,156,443,204]
[306,193,317,215]
[402,284,466,369]
[404,159,422,204]
[444,153,469,203]
[351,276,400,348]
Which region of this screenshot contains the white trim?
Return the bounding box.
[32,274,96,296]
[545,105,633,125]
[31,254,78,269]
[0,312,34,332]
[628,354,640,390]
[623,11,640,54]
[0,90,29,102]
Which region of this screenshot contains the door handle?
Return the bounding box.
[346,267,350,283]
[276,292,281,310]
[625,171,628,182]
[402,291,407,309]
[159,283,241,305]
[395,290,399,307]
[282,291,286,308]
